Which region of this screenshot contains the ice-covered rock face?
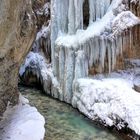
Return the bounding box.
[51,0,140,103]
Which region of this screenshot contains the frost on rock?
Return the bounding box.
[72,78,140,135]
[0,95,45,140]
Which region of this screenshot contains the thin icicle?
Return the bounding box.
[107,41,112,73]
[111,39,116,70]
[96,0,101,20]
[89,0,96,24]
[100,36,106,71]
[68,0,75,34]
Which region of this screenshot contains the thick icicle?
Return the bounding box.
[74,0,84,31]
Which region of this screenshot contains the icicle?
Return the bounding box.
[94,36,100,64]
[96,0,101,20]
[89,38,95,67]
[63,47,75,103]
[59,46,65,101]
[129,28,132,49]
[105,0,111,13]
[100,0,105,18]
[51,0,59,76]
[111,39,116,70]
[107,40,111,73]
[92,38,97,65]
[68,0,75,34]
[100,36,106,71]
[74,50,88,80]
[89,0,96,24]
[57,0,69,34]
[74,0,84,31]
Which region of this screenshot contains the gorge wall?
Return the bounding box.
[19,0,140,137]
[0,0,36,116]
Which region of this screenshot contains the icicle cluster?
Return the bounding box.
[50,0,140,103]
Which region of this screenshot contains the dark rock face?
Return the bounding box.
[0,0,36,116]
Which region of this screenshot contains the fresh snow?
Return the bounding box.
[72,74,140,135]
[36,21,51,41]
[19,52,46,76]
[0,95,45,140]
[112,11,140,36]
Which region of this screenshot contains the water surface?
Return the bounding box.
[19,86,123,140]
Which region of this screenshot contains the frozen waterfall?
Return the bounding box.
[51,0,140,103]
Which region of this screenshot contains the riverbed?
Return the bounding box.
[19,86,123,140]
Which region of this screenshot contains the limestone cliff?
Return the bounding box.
[0,0,36,115]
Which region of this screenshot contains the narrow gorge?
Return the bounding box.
[0,0,140,140]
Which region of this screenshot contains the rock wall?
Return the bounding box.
[0,0,36,116]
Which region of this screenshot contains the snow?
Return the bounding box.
[125,59,140,68]
[0,95,45,140]
[36,2,50,16]
[19,52,46,76]
[72,75,140,135]
[112,11,140,36]
[36,21,51,41]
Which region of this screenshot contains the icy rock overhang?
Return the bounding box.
[19,52,56,94]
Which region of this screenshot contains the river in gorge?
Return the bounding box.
[19,86,125,140]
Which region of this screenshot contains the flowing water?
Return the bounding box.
[19,86,123,140]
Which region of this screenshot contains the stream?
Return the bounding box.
[19,86,124,140]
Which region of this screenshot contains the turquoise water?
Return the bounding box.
[19,87,123,140]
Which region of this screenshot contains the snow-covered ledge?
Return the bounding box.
[0,95,45,140]
[72,78,140,136]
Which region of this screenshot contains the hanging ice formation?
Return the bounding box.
[50,0,140,103]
